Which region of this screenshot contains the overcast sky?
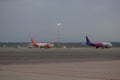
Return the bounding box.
[0,0,120,42]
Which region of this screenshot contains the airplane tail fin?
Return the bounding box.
[86,36,91,43]
[31,38,36,44]
[31,38,39,47]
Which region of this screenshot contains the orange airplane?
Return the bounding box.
[30,38,54,48]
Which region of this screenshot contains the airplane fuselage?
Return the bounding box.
[92,42,112,49]
[35,43,54,48]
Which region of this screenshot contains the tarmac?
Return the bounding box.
[0,47,120,80]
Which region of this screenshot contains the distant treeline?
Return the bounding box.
[0,42,120,48]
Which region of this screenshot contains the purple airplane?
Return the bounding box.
[85,36,112,49]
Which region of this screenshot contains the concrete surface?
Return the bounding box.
[0,48,120,80]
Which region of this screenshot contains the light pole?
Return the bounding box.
[57,22,62,47]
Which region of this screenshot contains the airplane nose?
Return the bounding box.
[110,43,112,46]
[51,44,54,46]
[109,43,112,47]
